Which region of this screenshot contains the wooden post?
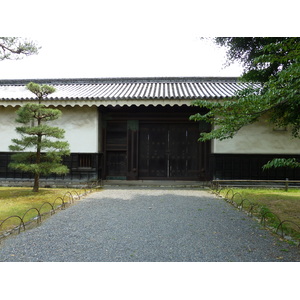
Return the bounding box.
[216,178,219,190]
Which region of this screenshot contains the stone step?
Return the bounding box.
[103,180,209,188]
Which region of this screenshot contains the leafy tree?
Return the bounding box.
[9,82,70,192]
[0,37,40,60]
[190,37,300,169]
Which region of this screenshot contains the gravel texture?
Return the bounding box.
[0,187,300,262]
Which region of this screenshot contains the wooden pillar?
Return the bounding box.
[127,120,139,180]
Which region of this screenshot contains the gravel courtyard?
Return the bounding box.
[0,187,300,262]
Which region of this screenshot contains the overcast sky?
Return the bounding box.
[2,0,297,81]
[0,36,244,79]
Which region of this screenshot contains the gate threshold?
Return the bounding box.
[103,180,209,188]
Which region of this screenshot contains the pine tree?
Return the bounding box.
[9,82,70,192]
[0,37,40,60]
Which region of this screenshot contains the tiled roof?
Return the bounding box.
[0,77,258,107]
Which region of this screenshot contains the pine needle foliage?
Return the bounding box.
[0,37,40,60]
[9,82,70,192]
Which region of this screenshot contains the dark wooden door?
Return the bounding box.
[169,123,200,178]
[139,123,202,179]
[139,124,168,177]
[105,121,127,179]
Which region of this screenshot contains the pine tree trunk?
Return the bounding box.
[33,113,42,192]
[33,140,41,192]
[33,173,39,192]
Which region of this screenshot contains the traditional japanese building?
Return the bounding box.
[1,77,300,184]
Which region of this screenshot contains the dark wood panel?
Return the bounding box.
[139,124,168,177]
[138,123,203,179]
[127,124,139,180]
[169,124,200,178]
[106,151,127,178]
[0,152,100,181]
[212,154,300,180]
[104,121,128,179]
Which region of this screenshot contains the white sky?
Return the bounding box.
[0,37,244,79]
[2,0,297,80]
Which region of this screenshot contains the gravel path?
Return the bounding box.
[0,187,300,262]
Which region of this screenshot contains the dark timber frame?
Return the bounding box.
[100,105,211,181]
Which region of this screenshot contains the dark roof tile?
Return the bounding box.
[0,77,258,101]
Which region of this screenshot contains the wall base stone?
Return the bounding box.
[0,179,97,189]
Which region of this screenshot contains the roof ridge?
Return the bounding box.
[0,76,239,85]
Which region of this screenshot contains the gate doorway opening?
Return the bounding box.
[103,120,210,181]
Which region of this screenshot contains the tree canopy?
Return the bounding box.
[214,37,299,83]
[0,37,40,60]
[190,37,300,169]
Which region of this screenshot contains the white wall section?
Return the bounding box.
[0,106,99,153]
[0,107,19,152]
[52,106,99,153]
[213,115,300,154]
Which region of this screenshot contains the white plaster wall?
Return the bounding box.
[0,107,19,152]
[213,115,300,154]
[0,106,99,153]
[52,106,99,153]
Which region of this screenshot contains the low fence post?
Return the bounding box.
[285,178,289,192]
[215,178,219,190]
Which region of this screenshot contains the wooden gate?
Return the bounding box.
[138,123,203,180]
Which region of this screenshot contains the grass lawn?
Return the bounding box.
[0,187,87,234]
[218,187,300,241]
